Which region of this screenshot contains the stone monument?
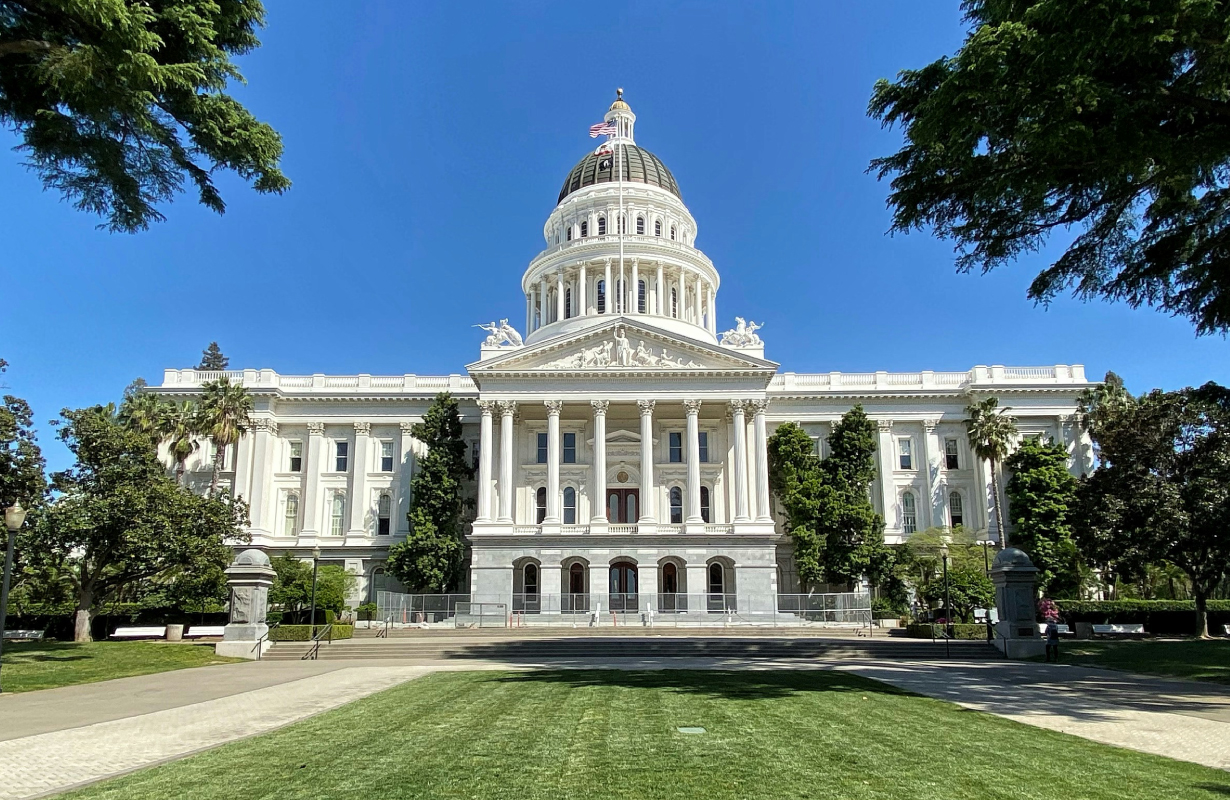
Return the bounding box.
[217,548,277,659]
[990,547,1045,659]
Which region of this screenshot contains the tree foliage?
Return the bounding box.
[869,0,1230,335]
[0,0,290,232]
[268,553,355,620]
[898,526,995,623]
[198,376,251,494]
[965,397,1018,545]
[0,358,46,510]
[386,393,473,593]
[767,406,889,589]
[1077,377,1230,636]
[23,404,248,640]
[197,342,229,370]
[1005,436,1082,597]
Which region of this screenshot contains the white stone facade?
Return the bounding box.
[154,96,1094,611]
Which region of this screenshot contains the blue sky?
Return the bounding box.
[2,1,1225,472]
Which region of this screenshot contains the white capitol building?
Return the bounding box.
[156,94,1093,613]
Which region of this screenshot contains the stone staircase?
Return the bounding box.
[262,631,1001,662]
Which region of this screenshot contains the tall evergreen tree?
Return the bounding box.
[197,343,229,371]
[386,393,473,593]
[768,406,888,590]
[1005,437,1082,597]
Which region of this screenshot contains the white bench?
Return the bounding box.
[2,629,45,641]
[1092,623,1145,635]
[1038,623,1071,635]
[111,626,167,640]
[184,626,226,639]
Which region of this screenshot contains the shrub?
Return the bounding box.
[267,624,354,642]
[905,623,988,640]
[357,602,378,621]
[1055,600,1230,636]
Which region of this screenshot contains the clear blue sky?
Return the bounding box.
[2,1,1225,472]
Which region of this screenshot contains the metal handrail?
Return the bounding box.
[254,622,280,661]
[302,623,333,661]
[376,614,391,638]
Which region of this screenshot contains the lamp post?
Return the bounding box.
[940,543,952,658]
[975,539,992,575]
[309,546,321,633]
[0,503,29,694]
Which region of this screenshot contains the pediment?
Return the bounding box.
[468,317,777,375]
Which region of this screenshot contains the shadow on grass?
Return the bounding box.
[489,668,910,701]
[1195,785,1230,796]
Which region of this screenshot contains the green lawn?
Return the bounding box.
[0,641,242,693]
[1054,639,1230,684]
[64,670,1230,800]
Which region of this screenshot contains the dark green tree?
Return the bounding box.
[900,526,995,622]
[386,393,473,593]
[869,1,1230,335]
[1005,436,1082,597]
[768,406,888,589]
[268,554,355,621]
[197,343,229,371]
[23,404,247,640]
[0,0,290,232]
[0,358,46,511]
[1077,380,1230,636]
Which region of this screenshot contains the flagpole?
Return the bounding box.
[616,109,624,314]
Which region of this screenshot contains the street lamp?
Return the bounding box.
[975,539,993,575]
[939,543,952,658]
[309,546,321,633]
[0,503,29,694]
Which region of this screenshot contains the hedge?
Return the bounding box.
[268,624,354,642]
[1054,600,1230,636]
[5,607,230,641]
[905,623,989,640]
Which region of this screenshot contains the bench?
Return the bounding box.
[1224,624,1230,636]
[1038,623,1072,635]
[184,626,226,639]
[111,626,167,640]
[1092,623,1145,635]
[2,629,45,641]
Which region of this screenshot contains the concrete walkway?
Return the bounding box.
[0,656,1226,799]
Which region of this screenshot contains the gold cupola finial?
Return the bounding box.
[609,87,630,111]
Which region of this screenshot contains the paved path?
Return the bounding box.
[0,656,1226,799]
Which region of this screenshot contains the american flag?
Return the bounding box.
[589,120,617,138]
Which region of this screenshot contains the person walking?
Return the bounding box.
[1044,617,1061,662]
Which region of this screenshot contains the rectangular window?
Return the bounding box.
[949,492,964,527]
[898,438,913,470]
[562,432,576,464]
[288,441,303,473]
[377,494,391,536]
[536,432,548,464]
[380,441,394,472]
[811,436,825,458]
[698,431,709,463]
[902,493,917,535]
[945,439,959,470]
[669,432,683,463]
[335,441,349,472]
[330,494,345,536]
[284,494,299,537]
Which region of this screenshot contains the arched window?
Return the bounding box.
[598,216,607,236]
[661,562,678,594]
[284,493,299,537]
[902,491,917,535]
[377,493,391,536]
[523,563,539,597]
[580,220,588,237]
[563,486,577,525]
[670,225,676,240]
[949,492,964,527]
[700,486,711,523]
[565,287,572,319]
[671,287,678,318]
[566,226,573,241]
[669,487,683,524]
[654,219,662,237]
[597,279,606,313]
[637,279,646,313]
[708,563,724,594]
[330,493,345,536]
[636,216,645,235]
[535,487,547,524]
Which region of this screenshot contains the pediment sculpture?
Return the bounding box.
[540,326,701,369]
[719,317,763,347]
[476,319,524,347]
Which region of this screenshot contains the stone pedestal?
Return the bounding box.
[166,624,184,642]
[990,547,1045,659]
[217,548,276,660]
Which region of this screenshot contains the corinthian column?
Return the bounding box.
[300,421,325,537]
[476,401,495,521]
[638,400,655,522]
[545,400,562,523]
[498,401,517,522]
[603,259,612,314]
[750,399,772,522]
[348,422,371,534]
[729,401,750,521]
[578,263,588,317]
[590,400,609,523]
[684,400,703,523]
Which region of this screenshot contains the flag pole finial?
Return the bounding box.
[616,87,623,100]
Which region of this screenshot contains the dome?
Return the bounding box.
[234,548,271,567]
[557,143,681,204]
[992,547,1036,570]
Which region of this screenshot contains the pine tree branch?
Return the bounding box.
[0,40,53,57]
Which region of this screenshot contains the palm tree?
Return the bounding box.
[118,387,168,438]
[199,376,253,495]
[165,401,202,484]
[964,397,1018,547]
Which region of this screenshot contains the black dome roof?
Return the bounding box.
[558,144,681,204]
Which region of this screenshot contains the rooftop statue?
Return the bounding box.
[719,317,764,348]
[476,320,524,348]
